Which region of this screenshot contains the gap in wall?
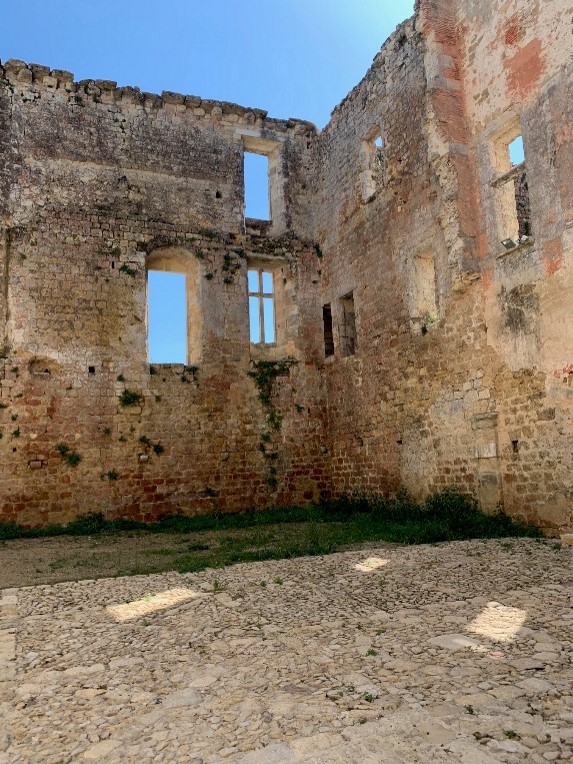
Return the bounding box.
[148,270,187,363]
[244,152,270,220]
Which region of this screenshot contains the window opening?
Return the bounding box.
[509,135,524,165]
[323,304,334,357]
[508,135,530,239]
[248,269,275,344]
[494,126,531,248]
[244,152,270,221]
[148,270,187,363]
[360,129,385,202]
[339,292,356,357]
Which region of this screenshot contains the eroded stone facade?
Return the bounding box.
[0,0,572,530]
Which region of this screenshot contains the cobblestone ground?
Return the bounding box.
[1,538,572,763]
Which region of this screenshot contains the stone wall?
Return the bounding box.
[0,62,329,525]
[1,0,572,530]
[309,0,573,529]
[312,19,433,497]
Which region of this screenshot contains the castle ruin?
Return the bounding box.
[1,0,572,530]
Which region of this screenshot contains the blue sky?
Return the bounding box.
[0,0,414,362]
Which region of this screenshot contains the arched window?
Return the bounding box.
[146,247,202,365]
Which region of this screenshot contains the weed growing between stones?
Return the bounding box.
[56,443,82,467]
[138,436,164,456]
[181,365,198,383]
[118,263,137,277]
[119,389,142,406]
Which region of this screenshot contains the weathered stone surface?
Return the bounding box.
[2,539,573,762]
[161,688,203,708]
[427,634,481,651]
[240,743,297,763]
[0,0,572,531]
[83,739,121,760]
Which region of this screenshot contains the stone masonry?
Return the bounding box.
[0,0,572,530]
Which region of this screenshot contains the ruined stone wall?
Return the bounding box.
[311,20,434,497]
[309,0,573,530]
[0,62,329,525]
[454,0,573,527]
[1,0,572,530]
[311,16,488,506]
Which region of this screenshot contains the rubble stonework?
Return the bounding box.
[0,0,571,530]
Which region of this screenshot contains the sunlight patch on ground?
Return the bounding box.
[354,557,389,573]
[106,587,200,622]
[467,601,527,643]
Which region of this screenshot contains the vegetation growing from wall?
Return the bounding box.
[119,389,143,407]
[56,443,82,467]
[248,358,298,409]
[139,435,164,455]
[248,358,298,489]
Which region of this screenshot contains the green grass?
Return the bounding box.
[0,489,542,577]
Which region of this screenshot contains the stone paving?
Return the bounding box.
[1,537,572,763]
